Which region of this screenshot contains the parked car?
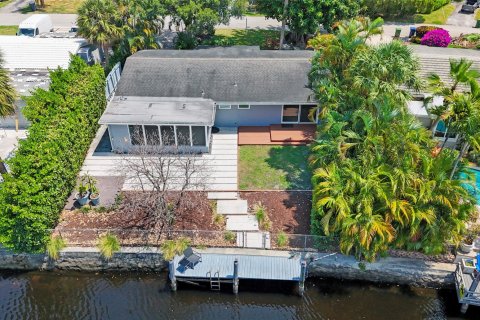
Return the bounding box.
[76,45,105,66]
[17,14,53,37]
[462,0,480,13]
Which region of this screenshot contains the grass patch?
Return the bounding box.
[20,0,84,13]
[0,26,17,35]
[414,3,456,24]
[0,0,13,9]
[211,29,279,46]
[239,145,311,190]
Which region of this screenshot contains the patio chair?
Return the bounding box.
[393,28,401,40]
[182,247,202,269]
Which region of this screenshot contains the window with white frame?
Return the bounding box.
[238,104,250,109]
[218,105,231,110]
[282,104,317,123]
[128,125,209,147]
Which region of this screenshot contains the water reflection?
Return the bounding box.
[0,271,479,320]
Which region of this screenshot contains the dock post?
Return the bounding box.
[299,260,307,296]
[460,303,469,314]
[233,259,239,294]
[169,261,177,292]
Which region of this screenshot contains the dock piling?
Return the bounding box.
[169,261,177,292]
[233,259,239,294]
[299,260,307,296]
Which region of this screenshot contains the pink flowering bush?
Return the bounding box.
[421,29,451,47]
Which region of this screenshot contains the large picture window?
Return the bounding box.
[192,126,206,146]
[176,126,191,146]
[145,125,160,145]
[129,125,144,145]
[160,126,175,146]
[282,104,317,123]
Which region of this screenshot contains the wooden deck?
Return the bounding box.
[172,252,302,281]
[238,125,316,145]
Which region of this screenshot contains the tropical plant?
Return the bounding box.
[46,235,66,260]
[256,0,362,45]
[161,237,190,261]
[77,0,124,66]
[421,29,451,47]
[309,18,476,261]
[97,233,120,259]
[0,51,16,118]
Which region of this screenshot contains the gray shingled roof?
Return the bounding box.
[115,46,480,104]
[115,46,314,103]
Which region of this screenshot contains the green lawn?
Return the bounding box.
[0,0,13,9]
[20,0,84,13]
[239,145,312,190]
[414,3,456,24]
[208,29,280,47]
[0,26,17,35]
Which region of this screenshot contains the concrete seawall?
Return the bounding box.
[0,247,456,288]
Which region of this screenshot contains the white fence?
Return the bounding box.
[105,62,122,101]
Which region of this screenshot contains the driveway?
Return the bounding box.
[446,1,476,28]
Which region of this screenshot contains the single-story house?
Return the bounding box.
[99,45,480,153]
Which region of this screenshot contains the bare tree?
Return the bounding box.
[118,129,210,236]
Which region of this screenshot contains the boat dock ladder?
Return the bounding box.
[208,271,221,291]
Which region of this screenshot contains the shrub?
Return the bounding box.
[161,237,190,261]
[410,36,422,44]
[213,213,225,227]
[0,56,106,252]
[416,25,440,38]
[97,233,120,260]
[224,231,236,243]
[254,203,271,231]
[261,37,280,50]
[46,236,66,260]
[363,0,450,18]
[175,32,198,49]
[276,232,288,248]
[421,29,451,47]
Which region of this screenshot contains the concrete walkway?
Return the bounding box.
[0,0,30,13]
[0,128,27,160]
[80,127,238,191]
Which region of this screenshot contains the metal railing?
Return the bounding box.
[52,228,338,252]
[455,263,480,305]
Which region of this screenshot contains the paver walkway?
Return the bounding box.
[80,127,238,191]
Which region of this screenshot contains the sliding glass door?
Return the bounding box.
[282,105,317,123]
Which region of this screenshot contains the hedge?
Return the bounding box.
[363,0,451,18]
[0,56,106,252]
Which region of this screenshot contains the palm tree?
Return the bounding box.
[0,52,16,118]
[77,0,124,66]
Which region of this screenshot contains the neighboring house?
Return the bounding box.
[0,36,104,129]
[99,45,480,153]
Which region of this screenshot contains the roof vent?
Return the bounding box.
[201,90,205,98]
[233,82,238,87]
[182,104,187,109]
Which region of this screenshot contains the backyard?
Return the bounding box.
[239,145,311,190]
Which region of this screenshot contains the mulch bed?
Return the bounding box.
[57,191,219,233]
[240,191,312,234]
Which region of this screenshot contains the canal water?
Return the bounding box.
[0,271,479,320]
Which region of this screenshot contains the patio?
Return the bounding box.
[238,124,316,145]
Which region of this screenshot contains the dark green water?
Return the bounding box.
[0,271,479,320]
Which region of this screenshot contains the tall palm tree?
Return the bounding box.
[0,52,16,118]
[77,0,124,66]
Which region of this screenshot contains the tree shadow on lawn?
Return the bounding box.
[266,145,312,190]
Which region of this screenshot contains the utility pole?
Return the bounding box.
[279,0,288,49]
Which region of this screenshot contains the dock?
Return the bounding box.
[169,249,307,295]
[454,262,480,313]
